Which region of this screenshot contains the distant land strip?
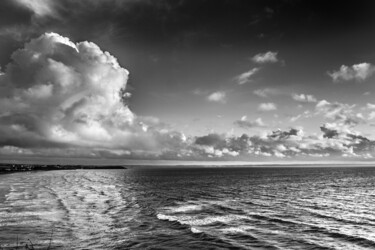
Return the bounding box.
[0,164,127,174]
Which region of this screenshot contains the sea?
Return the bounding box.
[0,166,375,249]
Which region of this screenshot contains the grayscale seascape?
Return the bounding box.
[1,0,375,249]
[1,167,375,249]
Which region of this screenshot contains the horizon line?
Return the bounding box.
[1,158,375,166]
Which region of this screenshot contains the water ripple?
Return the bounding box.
[0,167,375,249]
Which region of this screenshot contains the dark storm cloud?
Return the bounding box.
[2,0,374,49]
[0,1,32,27]
[0,0,374,70]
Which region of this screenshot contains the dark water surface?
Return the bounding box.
[1,166,375,249]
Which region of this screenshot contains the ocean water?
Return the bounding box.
[1,166,375,249]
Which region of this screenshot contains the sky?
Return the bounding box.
[1,0,375,163]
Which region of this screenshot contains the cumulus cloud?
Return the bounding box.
[0,32,131,146]
[207,91,226,103]
[265,127,373,159]
[320,123,374,157]
[193,133,241,158]
[0,32,188,158]
[234,116,266,129]
[291,93,317,103]
[253,88,281,98]
[252,51,278,64]
[258,102,277,111]
[190,125,374,160]
[328,63,375,82]
[235,67,260,85]
[315,100,364,127]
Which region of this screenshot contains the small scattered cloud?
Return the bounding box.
[367,103,375,109]
[258,102,277,111]
[290,115,302,122]
[328,63,375,82]
[369,112,375,120]
[291,93,317,103]
[289,110,311,122]
[207,91,226,103]
[253,88,281,98]
[192,88,208,95]
[235,67,260,85]
[252,51,278,64]
[315,100,364,128]
[234,116,266,129]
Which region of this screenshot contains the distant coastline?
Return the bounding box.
[0,163,127,174]
[1,161,375,174]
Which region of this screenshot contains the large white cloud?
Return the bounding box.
[0,32,187,157]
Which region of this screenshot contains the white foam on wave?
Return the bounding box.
[190,227,202,234]
[157,213,175,221]
[167,204,203,213]
[164,198,245,214]
[156,214,206,234]
[157,213,248,226]
[219,226,254,234]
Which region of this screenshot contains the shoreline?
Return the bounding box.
[1,162,375,175]
[0,164,127,174]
